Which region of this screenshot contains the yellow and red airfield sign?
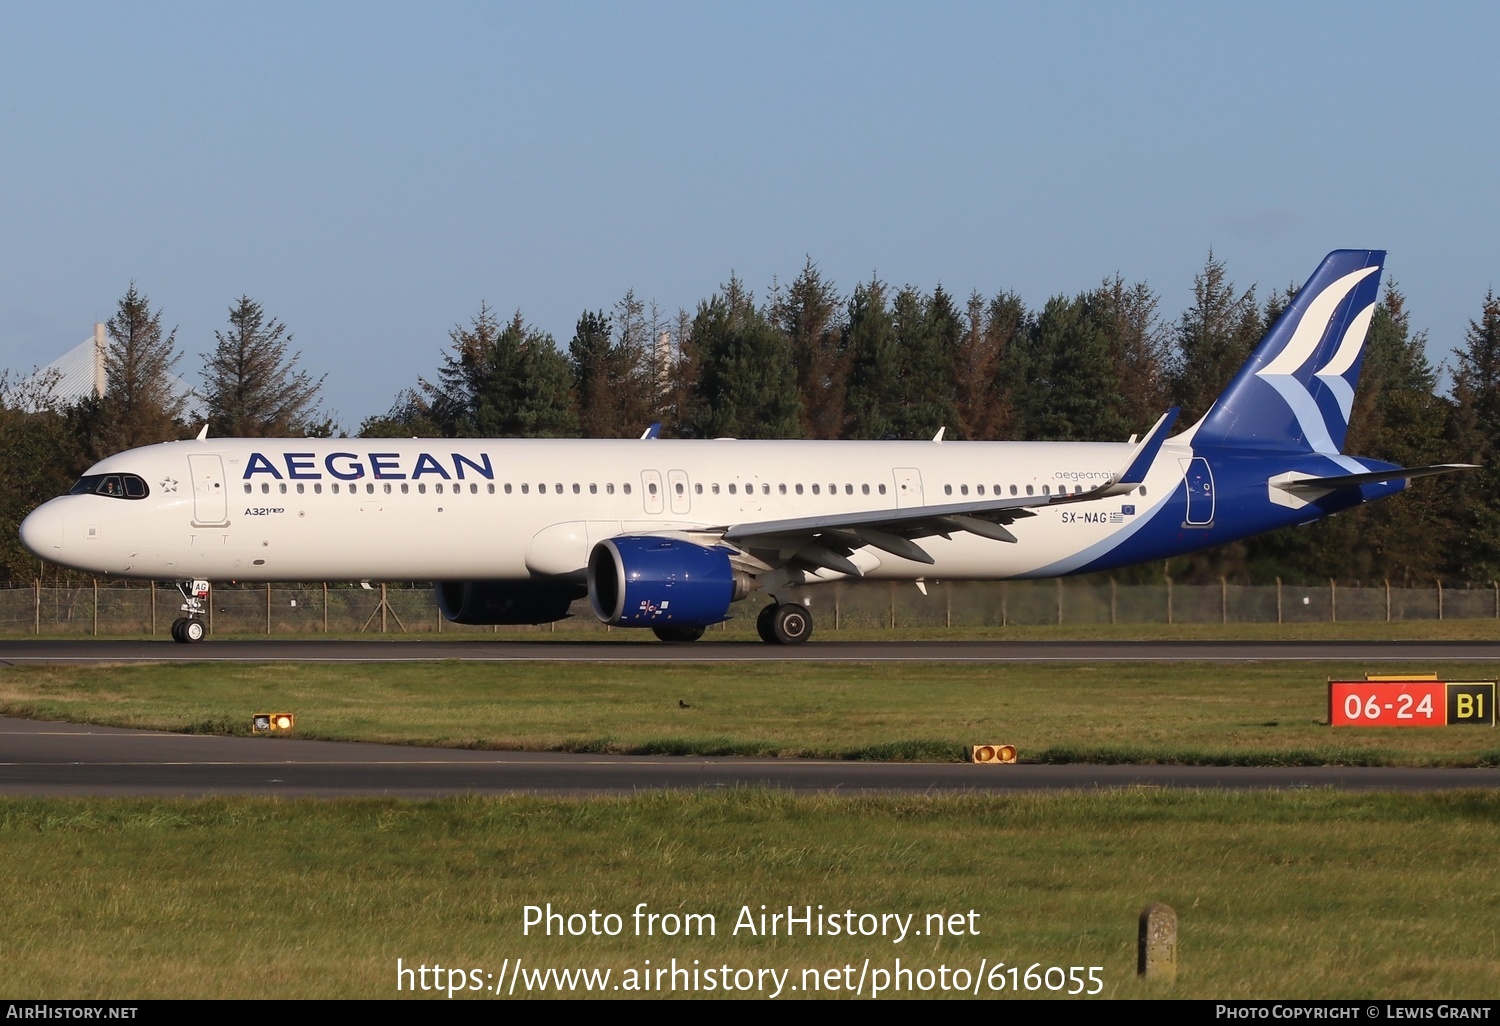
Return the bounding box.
[1329,675,1495,727]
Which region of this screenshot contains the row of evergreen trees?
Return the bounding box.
[5,257,1500,587]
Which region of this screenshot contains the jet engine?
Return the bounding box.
[587,536,751,627]
[435,580,586,625]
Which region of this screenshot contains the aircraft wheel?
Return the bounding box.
[756,603,778,643]
[182,619,206,643]
[771,603,813,645]
[170,618,187,643]
[653,625,705,643]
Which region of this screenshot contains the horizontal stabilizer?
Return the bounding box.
[1278,464,1478,493]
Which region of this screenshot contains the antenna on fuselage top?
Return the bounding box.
[195,424,209,441]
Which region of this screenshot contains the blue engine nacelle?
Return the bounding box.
[587,536,749,627]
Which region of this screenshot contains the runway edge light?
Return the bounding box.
[970,744,1017,764]
[252,713,296,733]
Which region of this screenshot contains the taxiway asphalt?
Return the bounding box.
[0,717,1493,797]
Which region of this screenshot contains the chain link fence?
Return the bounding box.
[2,578,1497,636]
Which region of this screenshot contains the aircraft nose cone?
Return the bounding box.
[19,502,63,558]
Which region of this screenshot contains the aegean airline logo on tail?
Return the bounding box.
[1254,264,1379,454]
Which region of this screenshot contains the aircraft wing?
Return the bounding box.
[717,409,1179,576]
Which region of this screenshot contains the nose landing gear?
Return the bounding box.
[170,580,210,643]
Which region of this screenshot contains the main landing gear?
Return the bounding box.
[756,602,813,645]
[170,580,210,644]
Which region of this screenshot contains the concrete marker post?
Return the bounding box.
[1138,902,1177,982]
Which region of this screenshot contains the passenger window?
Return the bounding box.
[674,483,683,495]
[861,484,869,495]
[1141,486,1148,496]
[487,484,495,494]
[960,484,968,496]
[712,483,720,494]
[694,483,702,494]
[623,483,631,494]
[779,483,787,494]
[844,484,852,495]
[573,483,580,494]
[606,483,614,494]
[367,483,375,494]
[1042,485,1050,495]
[261,483,270,494]
[332,483,340,494]
[812,484,820,495]
[296,483,305,494]
[762,483,770,495]
[590,483,598,494]
[649,483,658,495]
[504,483,513,494]
[520,484,528,494]
[401,483,409,494]
[977,484,985,495]
[314,483,322,494]
[243,483,252,494]
[728,483,736,495]
[1026,485,1034,495]
[383,483,391,494]
[538,484,545,494]
[555,483,562,493]
[472,483,479,494]
[1010,485,1018,496]
[279,483,288,494]
[944,485,952,495]
[878,484,886,494]
[795,484,804,495]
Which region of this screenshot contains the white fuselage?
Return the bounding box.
[21,437,1184,583]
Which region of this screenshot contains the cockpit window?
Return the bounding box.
[68,474,150,500]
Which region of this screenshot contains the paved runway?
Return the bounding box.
[3,638,1500,663]
[0,717,1493,797]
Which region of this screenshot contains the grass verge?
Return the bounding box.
[3,660,1500,765]
[1,790,1496,999]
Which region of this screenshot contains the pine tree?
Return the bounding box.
[879,285,956,439]
[1020,293,1128,441]
[982,291,1031,440]
[1171,253,1262,424]
[422,305,578,437]
[773,260,846,439]
[841,277,901,439]
[685,276,801,439]
[80,284,186,457]
[201,297,325,436]
[1089,275,1171,431]
[1445,290,1500,579]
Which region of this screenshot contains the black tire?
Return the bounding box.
[170,618,187,643]
[756,603,778,643]
[182,619,206,643]
[772,603,813,645]
[653,625,705,643]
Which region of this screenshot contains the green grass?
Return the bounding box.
[1,790,1496,999]
[3,660,1499,765]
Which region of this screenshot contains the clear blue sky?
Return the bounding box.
[2,2,1496,428]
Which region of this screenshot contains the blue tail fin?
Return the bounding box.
[1190,249,1384,453]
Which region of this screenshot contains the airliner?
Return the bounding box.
[18,250,1469,644]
